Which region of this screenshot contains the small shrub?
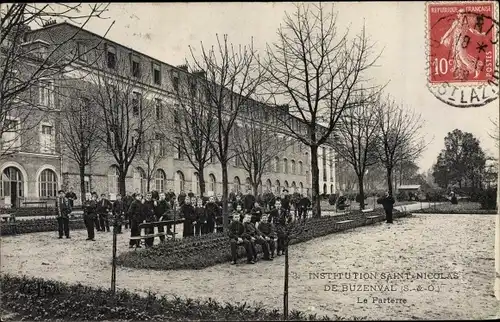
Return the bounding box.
[1,218,86,236]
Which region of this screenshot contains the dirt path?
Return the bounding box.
[2,214,499,320]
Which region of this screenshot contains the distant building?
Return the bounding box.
[1,22,336,207]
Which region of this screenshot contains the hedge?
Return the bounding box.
[1,218,87,236]
[0,274,362,321]
[411,202,497,214]
[117,209,411,271]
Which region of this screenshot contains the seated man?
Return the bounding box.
[242,214,272,261]
[256,213,277,258]
[228,211,254,265]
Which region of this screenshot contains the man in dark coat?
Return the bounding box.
[298,194,311,220]
[377,192,395,224]
[128,194,144,248]
[154,192,170,242]
[181,197,196,238]
[256,212,277,258]
[56,189,72,239]
[232,194,244,211]
[177,190,187,206]
[280,190,291,216]
[204,196,219,233]
[112,194,125,234]
[243,190,256,214]
[97,193,112,232]
[65,187,77,209]
[122,192,134,229]
[228,211,254,265]
[242,214,271,262]
[143,193,156,247]
[83,192,97,241]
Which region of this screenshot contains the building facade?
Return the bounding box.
[1,22,336,207]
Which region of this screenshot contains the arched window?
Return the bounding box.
[258,180,263,194]
[155,169,166,193]
[331,184,334,194]
[299,182,304,194]
[298,161,303,175]
[107,166,119,194]
[274,156,280,172]
[323,183,328,194]
[39,169,57,197]
[284,180,289,193]
[266,179,272,192]
[175,171,185,194]
[275,179,280,194]
[283,158,289,174]
[209,173,217,194]
[233,176,241,193]
[1,167,24,204]
[291,181,296,194]
[291,160,296,174]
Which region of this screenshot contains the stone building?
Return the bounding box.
[1,22,336,207]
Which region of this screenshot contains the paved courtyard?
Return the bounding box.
[1,212,499,320]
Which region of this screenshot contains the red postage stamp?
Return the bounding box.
[428,2,495,83]
[426,1,499,107]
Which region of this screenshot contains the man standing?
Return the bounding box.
[83,192,97,241]
[128,194,144,248]
[122,192,133,229]
[298,194,311,220]
[65,187,77,210]
[56,190,72,239]
[143,193,156,247]
[243,190,256,214]
[155,192,171,242]
[377,192,395,224]
[97,193,112,232]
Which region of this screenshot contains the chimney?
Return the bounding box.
[193,69,206,79]
[177,64,188,72]
[278,104,290,113]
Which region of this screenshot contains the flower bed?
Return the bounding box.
[116,209,411,271]
[0,218,87,236]
[412,202,497,214]
[0,274,356,321]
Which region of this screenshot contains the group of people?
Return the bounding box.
[55,187,313,253]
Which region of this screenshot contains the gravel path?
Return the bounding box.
[1,213,499,320]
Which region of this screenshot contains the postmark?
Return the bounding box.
[426,1,500,108]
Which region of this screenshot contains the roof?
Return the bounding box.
[397,185,421,190]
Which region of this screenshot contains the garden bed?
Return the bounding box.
[412,202,496,214]
[0,218,87,236]
[116,209,411,271]
[0,274,352,321]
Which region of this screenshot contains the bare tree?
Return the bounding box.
[87,54,157,196]
[59,82,102,201]
[137,132,164,193]
[334,91,380,209]
[376,97,426,195]
[0,3,112,158]
[489,117,499,148]
[232,106,292,196]
[262,3,382,217]
[168,70,216,197]
[186,34,263,229]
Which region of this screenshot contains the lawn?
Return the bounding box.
[412,202,496,214]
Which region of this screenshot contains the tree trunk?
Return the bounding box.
[198,166,206,197]
[252,182,259,198]
[221,162,229,229]
[118,168,127,196]
[79,164,86,203]
[386,166,394,196]
[310,145,321,217]
[358,174,365,210]
[147,176,151,193]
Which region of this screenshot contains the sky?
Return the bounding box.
[65,2,499,172]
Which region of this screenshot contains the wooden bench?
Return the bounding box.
[1,213,14,222]
[335,219,354,230]
[131,219,185,244]
[336,203,351,214]
[366,214,383,223]
[361,208,374,213]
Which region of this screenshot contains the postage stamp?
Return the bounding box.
[426,1,499,107]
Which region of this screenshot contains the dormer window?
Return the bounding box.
[130,54,141,78]
[106,44,116,69]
